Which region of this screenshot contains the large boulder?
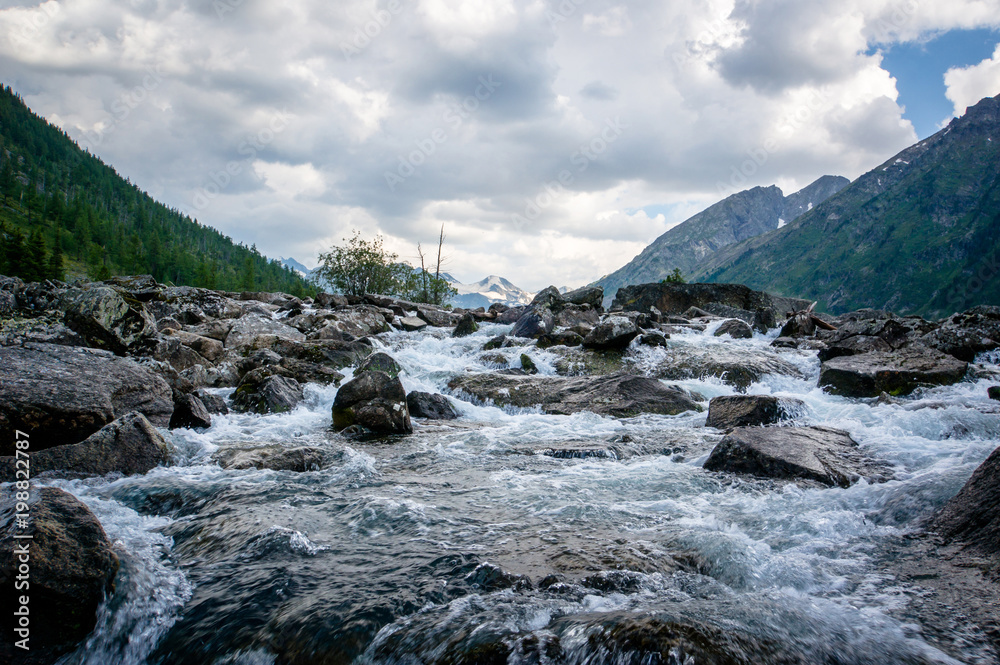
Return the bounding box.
[0,343,173,455]
[452,312,479,338]
[651,344,804,392]
[331,354,412,435]
[582,316,639,350]
[1,412,173,480]
[406,391,460,420]
[921,305,1000,362]
[397,316,427,332]
[212,445,327,472]
[714,318,754,339]
[447,372,701,417]
[0,488,119,664]
[932,445,1000,559]
[612,282,811,325]
[169,393,213,430]
[152,336,213,372]
[510,306,554,339]
[819,346,969,397]
[160,328,225,362]
[59,286,156,354]
[231,367,304,414]
[152,286,244,323]
[224,314,306,349]
[704,426,891,487]
[416,307,457,328]
[561,285,604,309]
[321,306,391,337]
[705,395,804,430]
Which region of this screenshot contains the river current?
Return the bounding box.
[45,319,1000,664]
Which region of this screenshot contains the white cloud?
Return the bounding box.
[944,44,1000,119]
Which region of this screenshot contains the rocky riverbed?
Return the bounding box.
[1,275,999,664]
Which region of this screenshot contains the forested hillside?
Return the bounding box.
[0,85,312,296]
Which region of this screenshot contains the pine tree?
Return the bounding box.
[48,239,65,281]
[24,229,48,282]
[3,227,26,278]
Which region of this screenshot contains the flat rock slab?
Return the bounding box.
[652,345,804,392]
[212,445,327,472]
[933,444,1000,558]
[448,372,701,418]
[703,425,892,487]
[819,346,968,397]
[0,343,173,454]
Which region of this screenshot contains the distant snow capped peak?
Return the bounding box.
[280,256,312,277]
[447,274,534,308]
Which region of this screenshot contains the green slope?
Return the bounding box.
[693,93,1000,318]
[0,85,313,296]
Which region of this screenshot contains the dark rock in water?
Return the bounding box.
[639,332,668,347]
[0,343,173,454]
[704,425,891,487]
[497,305,526,324]
[933,445,1000,559]
[0,412,173,481]
[779,312,815,338]
[684,306,714,319]
[397,316,427,332]
[519,353,538,374]
[60,286,157,354]
[583,316,639,350]
[705,395,804,430]
[406,391,460,420]
[819,346,968,397]
[212,445,327,472]
[448,372,701,417]
[170,393,213,430]
[553,304,600,329]
[483,334,508,350]
[332,357,412,435]
[464,562,532,592]
[530,285,563,310]
[989,386,1000,401]
[276,357,345,386]
[510,306,554,339]
[817,335,892,362]
[268,337,373,372]
[614,282,811,324]
[0,487,119,665]
[194,389,228,414]
[232,367,304,414]
[356,352,403,379]
[714,318,754,339]
[921,305,1000,361]
[770,336,798,349]
[452,312,479,337]
[537,331,585,349]
[752,308,777,333]
[652,345,804,392]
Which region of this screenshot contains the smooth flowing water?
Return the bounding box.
[47,321,1000,664]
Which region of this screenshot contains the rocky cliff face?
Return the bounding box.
[693,93,1000,318]
[596,176,848,305]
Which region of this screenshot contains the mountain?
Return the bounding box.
[0,85,312,295]
[693,93,1000,318]
[280,256,313,278]
[595,175,848,304]
[449,275,535,308]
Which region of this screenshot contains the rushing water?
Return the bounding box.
[45,320,1000,665]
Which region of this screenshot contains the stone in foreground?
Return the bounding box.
[0,488,119,664]
[213,445,327,472]
[933,444,1000,558]
[703,425,891,487]
[705,395,804,430]
[819,346,968,397]
[448,372,701,418]
[332,356,412,435]
[232,367,304,414]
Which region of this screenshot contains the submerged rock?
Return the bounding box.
[703,426,891,487]
[705,395,804,430]
[213,445,327,472]
[0,488,119,664]
[406,391,460,420]
[0,343,173,454]
[819,346,968,397]
[448,372,701,417]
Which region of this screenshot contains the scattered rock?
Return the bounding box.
[483,334,508,350]
[537,331,585,348]
[332,355,412,435]
[652,345,804,392]
[231,367,304,414]
[704,426,891,487]
[161,328,225,362]
[561,285,604,309]
[819,346,969,397]
[510,306,554,339]
[224,314,306,349]
[194,389,229,414]
[613,282,811,324]
[170,393,213,430]
[314,292,349,309]
[213,445,327,472]
[933,445,1000,559]
[639,333,668,347]
[448,372,701,417]
[356,352,403,378]
[989,386,1000,401]
[770,336,798,349]
[582,316,639,350]
[714,318,754,339]
[921,305,1000,361]
[705,395,804,430]
[322,306,391,337]
[519,353,539,374]
[416,307,456,327]
[397,316,427,332]
[452,312,479,337]
[60,286,157,354]
[406,392,460,420]
[0,343,173,454]
[0,487,119,665]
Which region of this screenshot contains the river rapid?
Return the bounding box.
[45,319,1000,665]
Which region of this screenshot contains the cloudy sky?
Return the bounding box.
[2,0,999,291]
